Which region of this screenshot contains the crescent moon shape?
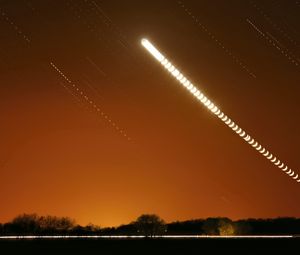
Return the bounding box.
[218,113,224,118]
[222,116,228,121]
[267,154,273,160]
[229,122,235,128]
[278,163,284,169]
[225,119,231,125]
[200,96,207,105]
[240,132,246,138]
[282,166,288,171]
[275,160,281,166]
[201,97,207,103]
[252,142,258,147]
[271,157,277,163]
[245,135,250,141]
[260,148,265,154]
[286,169,292,174]
[239,131,246,137]
[263,151,269,156]
[202,96,208,103]
[297,179,300,182]
[236,128,242,133]
[165,63,171,69]
[293,174,298,179]
[233,125,239,131]
[194,91,200,97]
[168,65,175,72]
[214,109,221,115]
[211,108,218,113]
[249,139,255,145]
[208,103,215,109]
[198,94,204,100]
[256,145,262,150]
[289,171,294,177]
[179,77,186,84]
[205,100,211,106]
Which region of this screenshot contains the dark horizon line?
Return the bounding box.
[2,213,300,236]
[1,213,300,228]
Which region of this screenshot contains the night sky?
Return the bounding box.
[0,0,299,227]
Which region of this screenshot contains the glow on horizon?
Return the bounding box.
[141,38,299,183]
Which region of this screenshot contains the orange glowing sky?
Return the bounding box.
[0,0,300,227]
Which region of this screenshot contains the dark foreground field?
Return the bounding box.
[1,237,299,255]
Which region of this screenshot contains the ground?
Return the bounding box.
[0,237,299,255]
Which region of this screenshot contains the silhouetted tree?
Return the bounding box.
[202,218,235,235]
[234,220,252,235]
[115,224,136,235]
[38,215,75,233]
[134,214,166,237]
[236,217,300,235]
[11,213,40,234]
[5,214,75,235]
[218,218,235,235]
[1,214,300,236]
[85,223,102,234]
[167,220,205,235]
[202,218,219,235]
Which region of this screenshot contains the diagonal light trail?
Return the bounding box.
[50,62,131,141]
[176,0,256,79]
[249,0,298,47]
[141,38,299,183]
[246,19,299,67]
[0,8,30,44]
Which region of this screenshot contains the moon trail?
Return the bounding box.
[141,38,299,183]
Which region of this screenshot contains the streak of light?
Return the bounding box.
[85,56,133,100]
[59,82,84,106]
[0,9,30,43]
[0,235,294,239]
[86,56,107,77]
[81,77,103,100]
[50,62,131,141]
[87,0,141,66]
[249,0,298,46]
[266,32,285,48]
[177,0,256,78]
[246,19,299,67]
[88,0,130,49]
[66,0,111,48]
[141,38,299,183]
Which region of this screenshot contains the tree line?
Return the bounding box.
[0,213,299,236]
